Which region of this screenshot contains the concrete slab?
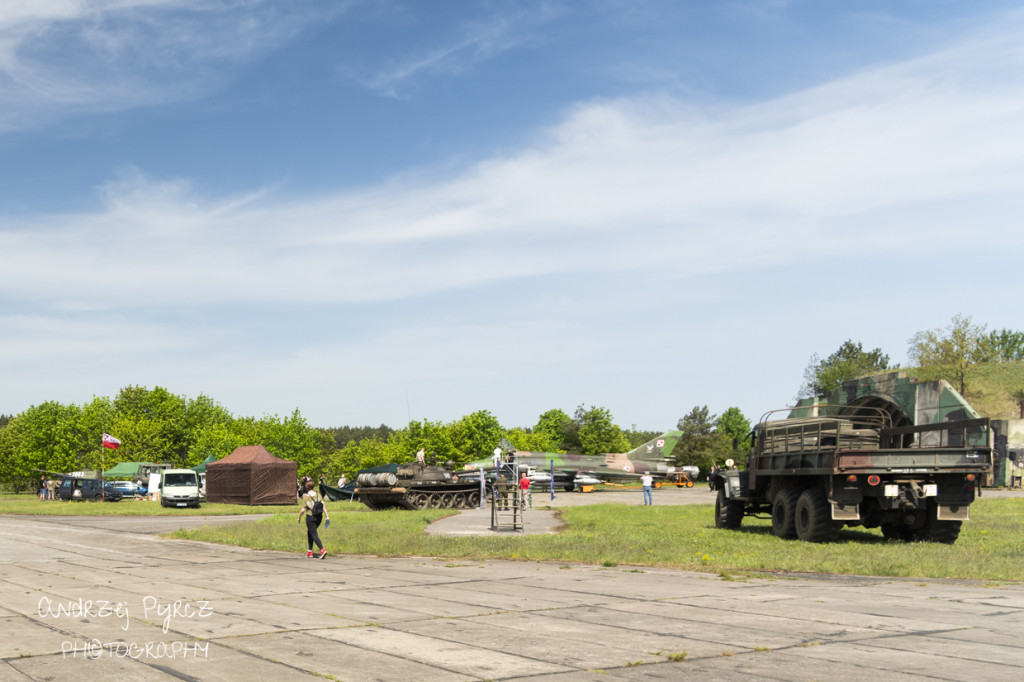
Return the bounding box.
[1,514,1021,681]
[313,625,573,679]
[226,630,476,681]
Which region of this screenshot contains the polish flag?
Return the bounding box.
[102,433,121,450]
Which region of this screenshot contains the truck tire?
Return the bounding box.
[921,505,962,544]
[715,489,743,529]
[795,488,839,543]
[771,489,799,539]
[922,521,961,544]
[881,523,915,541]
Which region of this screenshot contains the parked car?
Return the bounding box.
[110,481,147,496]
[58,477,124,502]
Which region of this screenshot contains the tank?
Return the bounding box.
[355,462,482,510]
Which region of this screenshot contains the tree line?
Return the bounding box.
[798,314,1024,407]
[0,387,748,492]
[9,314,1008,493]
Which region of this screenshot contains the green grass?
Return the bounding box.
[165,498,1024,582]
[0,492,366,516]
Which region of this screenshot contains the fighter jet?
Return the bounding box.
[462,431,688,491]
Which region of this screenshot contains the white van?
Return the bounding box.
[159,469,201,508]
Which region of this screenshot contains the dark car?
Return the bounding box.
[58,477,124,502]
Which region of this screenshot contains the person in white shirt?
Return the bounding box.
[641,473,654,505]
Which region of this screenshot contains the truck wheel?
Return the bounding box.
[771,489,799,539]
[881,523,915,541]
[921,505,962,544]
[715,489,743,529]
[922,521,961,544]
[795,488,839,543]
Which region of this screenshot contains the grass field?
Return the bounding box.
[5,491,1020,581]
[160,498,1024,582]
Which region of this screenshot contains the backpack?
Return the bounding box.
[308,493,324,521]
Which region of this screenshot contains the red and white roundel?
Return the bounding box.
[656,439,664,448]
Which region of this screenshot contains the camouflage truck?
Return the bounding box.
[711,407,991,544]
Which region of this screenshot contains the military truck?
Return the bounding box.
[711,407,991,544]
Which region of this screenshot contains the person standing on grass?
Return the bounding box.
[641,472,654,505]
[297,480,329,559]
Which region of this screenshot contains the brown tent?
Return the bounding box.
[205,445,297,505]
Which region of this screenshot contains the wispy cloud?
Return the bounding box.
[352,2,560,97]
[3,10,1024,316]
[3,8,1024,424]
[0,0,339,133]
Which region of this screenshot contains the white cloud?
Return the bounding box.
[0,0,340,133]
[4,10,1024,425]
[4,14,1024,316]
[350,2,560,97]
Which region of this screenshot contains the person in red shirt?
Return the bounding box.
[518,473,531,509]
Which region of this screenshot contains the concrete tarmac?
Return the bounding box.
[1,493,1022,681]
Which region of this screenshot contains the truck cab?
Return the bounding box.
[159,469,201,508]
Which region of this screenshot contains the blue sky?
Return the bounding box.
[2,0,1023,431]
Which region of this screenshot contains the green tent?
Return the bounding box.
[191,454,217,474]
[104,461,161,478]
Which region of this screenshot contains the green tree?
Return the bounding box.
[449,410,504,464]
[673,405,733,473]
[573,405,630,456]
[335,436,394,477]
[623,425,660,449]
[908,314,994,396]
[534,408,574,452]
[389,419,456,465]
[191,421,248,462]
[110,386,190,465]
[798,340,891,399]
[0,415,33,491]
[328,424,394,449]
[500,427,560,453]
[986,329,1024,362]
[258,409,335,478]
[716,406,752,453]
[5,401,89,475]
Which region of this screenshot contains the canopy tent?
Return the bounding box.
[320,481,356,501]
[191,454,217,474]
[205,445,296,505]
[103,461,161,478]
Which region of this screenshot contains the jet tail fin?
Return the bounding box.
[626,430,682,461]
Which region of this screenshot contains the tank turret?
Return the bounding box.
[355,462,481,510]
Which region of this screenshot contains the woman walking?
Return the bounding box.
[297,480,329,559]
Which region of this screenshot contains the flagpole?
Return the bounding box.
[101,436,105,502]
